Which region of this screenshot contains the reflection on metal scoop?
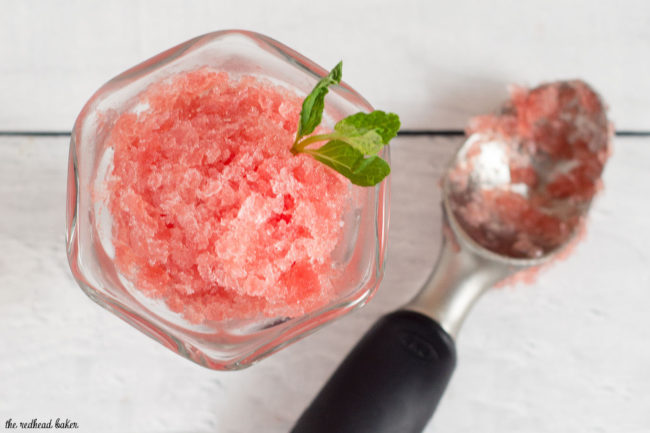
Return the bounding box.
[292,80,612,433]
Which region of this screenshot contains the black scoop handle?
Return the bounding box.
[290,310,456,433]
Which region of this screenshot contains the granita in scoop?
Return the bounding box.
[105,69,351,323]
[447,80,610,259]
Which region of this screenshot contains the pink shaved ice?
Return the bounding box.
[449,80,610,259]
[106,69,350,323]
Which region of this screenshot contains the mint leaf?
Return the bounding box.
[346,155,391,186]
[290,61,398,187]
[306,140,391,186]
[338,130,384,155]
[297,62,343,138]
[335,111,401,144]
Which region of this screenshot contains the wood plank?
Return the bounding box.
[0,135,648,432]
[0,0,649,131]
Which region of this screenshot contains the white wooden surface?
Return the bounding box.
[1,0,649,131]
[1,135,649,432]
[2,1,650,432]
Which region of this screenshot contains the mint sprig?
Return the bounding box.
[291,62,399,186]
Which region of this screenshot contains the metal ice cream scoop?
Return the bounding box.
[291,80,610,433]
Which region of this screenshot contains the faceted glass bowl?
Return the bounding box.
[66,30,390,370]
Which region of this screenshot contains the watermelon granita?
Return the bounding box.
[447,80,610,259]
[104,68,351,323]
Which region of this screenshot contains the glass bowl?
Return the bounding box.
[66,29,390,370]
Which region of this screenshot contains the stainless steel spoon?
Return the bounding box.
[291,81,610,433]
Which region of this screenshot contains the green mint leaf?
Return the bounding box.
[340,130,384,155]
[290,61,397,187]
[297,61,343,138]
[334,111,401,145]
[307,140,390,186]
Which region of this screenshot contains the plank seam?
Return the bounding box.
[1,130,649,137]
